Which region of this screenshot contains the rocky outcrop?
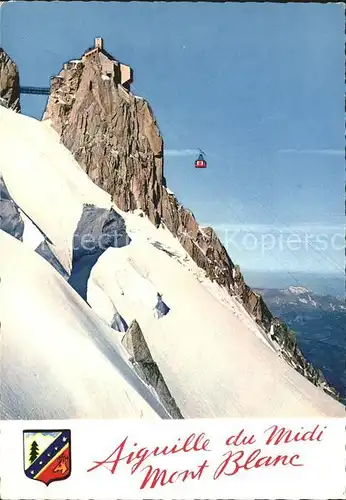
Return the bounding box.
[43,54,163,226]
[270,318,337,398]
[233,265,272,328]
[68,204,130,300]
[0,174,24,239]
[0,48,20,112]
[42,46,340,400]
[233,266,340,400]
[122,319,154,364]
[122,320,183,419]
[162,190,236,289]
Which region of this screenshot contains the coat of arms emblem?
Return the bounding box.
[23,429,71,486]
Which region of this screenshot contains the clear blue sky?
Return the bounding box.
[1,2,344,289]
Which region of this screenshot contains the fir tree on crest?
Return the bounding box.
[29,440,39,463]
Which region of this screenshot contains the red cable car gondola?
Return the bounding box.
[194,149,207,169]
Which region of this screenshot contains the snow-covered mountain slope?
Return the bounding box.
[0,106,344,418]
[255,285,346,401]
[0,231,170,419]
[0,108,111,274]
[87,214,344,417]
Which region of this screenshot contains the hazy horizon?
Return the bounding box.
[243,269,344,297]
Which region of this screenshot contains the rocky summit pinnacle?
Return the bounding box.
[0,48,20,112]
[43,40,164,227]
[42,38,340,400]
[42,38,236,293]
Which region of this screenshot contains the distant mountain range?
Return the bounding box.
[255,286,346,401]
[245,269,344,297]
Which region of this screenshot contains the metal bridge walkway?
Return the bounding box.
[20,86,50,96]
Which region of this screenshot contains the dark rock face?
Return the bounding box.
[36,240,70,280]
[154,293,170,318]
[68,204,131,300]
[122,319,154,364]
[162,193,236,289]
[111,311,128,333]
[43,48,339,400]
[122,320,183,419]
[72,204,129,261]
[0,48,20,112]
[0,174,24,240]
